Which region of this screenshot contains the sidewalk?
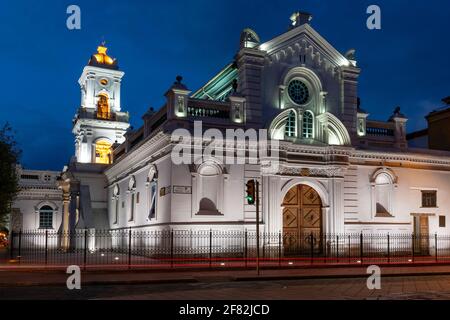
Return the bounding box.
[3,264,450,287]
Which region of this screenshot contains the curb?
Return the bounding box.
[235,271,450,282]
[0,278,199,288]
[2,261,450,274]
[3,270,450,288]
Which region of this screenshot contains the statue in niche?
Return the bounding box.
[359,118,365,134]
[97,94,110,119]
[177,96,185,114]
[234,105,241,120]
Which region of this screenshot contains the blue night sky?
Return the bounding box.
[0,0,449,171]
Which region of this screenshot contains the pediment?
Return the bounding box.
[260,24,350,70]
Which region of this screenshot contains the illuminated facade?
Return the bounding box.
[12,12,450,249]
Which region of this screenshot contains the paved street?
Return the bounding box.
[3,275,450,300]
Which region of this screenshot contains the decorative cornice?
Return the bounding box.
[277,165,346,178]
[105,131,171,182]
[351,149,450,167]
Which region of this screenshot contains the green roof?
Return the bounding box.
[191,63,238,101]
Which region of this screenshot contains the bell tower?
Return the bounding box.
[73,43,130,164]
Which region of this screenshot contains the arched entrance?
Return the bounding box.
[282,184,323,254]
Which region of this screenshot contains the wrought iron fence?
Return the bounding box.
[4,229,450,269]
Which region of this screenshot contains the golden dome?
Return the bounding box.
[88,43,119,70]
[94,45,114,65]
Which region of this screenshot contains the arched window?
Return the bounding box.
[285,111,296,138]
[112,185,120,225]
[39,206,53,229]
[147,166,158,221]
[374,173,394,217]
[302,111,313,139]
[128,176,136,222]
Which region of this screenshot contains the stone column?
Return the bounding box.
[61,194,70,250]
[392,116,408,150]
[236,47,266,129]
[328,176,345,234]
[340,66,361,142]
[68,187,80,251]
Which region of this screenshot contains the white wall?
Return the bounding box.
[345,165,450,235]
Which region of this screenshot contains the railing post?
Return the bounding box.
[348,235,351,263]
[387,233,390,264]
[412,233,415,263]
[336,235,339,263]
[244,229,248,268]
[18,230,22,264]
[170,229,174,268]
[435,233,438,263]
[45,230,48,266]
[128,227,132,270]
[84,229,88,270]
[278,231,282,267]
[262,232,266,259]
[360,233,363,263]
[209,229,212,268]
[9,231,14,260]
[310,233,314,265]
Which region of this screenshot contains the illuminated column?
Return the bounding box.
[340,66,361,142]
[68,189,79,250]
[229,95,246,123]
[61,183,70,250]
[392,116,408,150]
[165,76,191,119]
[357,111,369,137]
[113,78,122,112]
[236,46,265,129]
[279,85,286,109]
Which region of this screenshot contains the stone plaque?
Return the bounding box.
[173,186,192,194]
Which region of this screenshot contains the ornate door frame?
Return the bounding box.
[282,184,323,253]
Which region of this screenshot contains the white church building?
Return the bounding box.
[12,12,450,253]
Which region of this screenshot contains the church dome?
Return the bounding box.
[88,43,119,70]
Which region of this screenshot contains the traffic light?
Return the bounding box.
[245,180,256,205]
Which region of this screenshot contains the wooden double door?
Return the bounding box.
[282,185,323,254]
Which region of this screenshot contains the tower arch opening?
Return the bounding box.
[94,139,112,164]
[97,93,111,120]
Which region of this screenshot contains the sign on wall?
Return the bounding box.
[173,186,192,194]
[159,187,172,197]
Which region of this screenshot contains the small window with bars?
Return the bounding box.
[422,191,437,208]
[39,206,53,229]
